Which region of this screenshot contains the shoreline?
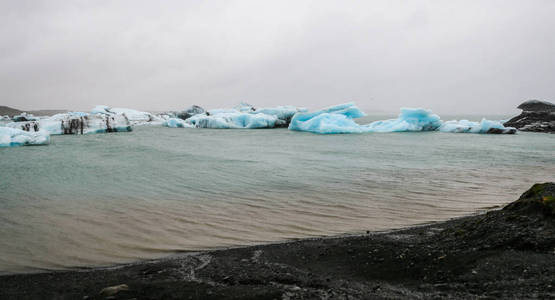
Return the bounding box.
[1,183,554,299]
[0,212,485,277]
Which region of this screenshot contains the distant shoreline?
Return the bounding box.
[2,183,554,299]
[0,105,67,117]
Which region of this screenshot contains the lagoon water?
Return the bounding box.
[1,115,554,274]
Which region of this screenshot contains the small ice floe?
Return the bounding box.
[0,127,50,147]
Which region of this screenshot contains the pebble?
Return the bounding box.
[99,284,129,296]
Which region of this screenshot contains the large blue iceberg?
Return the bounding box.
[0,127,50,147]
[288,103,515,134]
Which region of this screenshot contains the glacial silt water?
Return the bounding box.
[1,118,554,273]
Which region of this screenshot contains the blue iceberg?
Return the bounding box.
[362,108,442,132]
[289,103,440,134]
[0,127,50,147]
[289,103,515,134]
[288,103,367,133]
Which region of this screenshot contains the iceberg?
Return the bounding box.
[110,108,161,125]
[6,113,132,135]
[288,103,367,134]
[12,112,38,122]
[91,105,161,125]
[362,108,442,132]
[177,103,307,129]
[289,103,514,134]
[163,118,194,128]
[4,121,41,132]
[440,119,516,134]
[251,105,307,127]
[0,127,50,147]
[186,112,278,129]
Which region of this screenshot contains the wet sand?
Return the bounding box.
[1,183,554,299]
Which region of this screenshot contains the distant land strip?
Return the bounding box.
[0,106,67,117]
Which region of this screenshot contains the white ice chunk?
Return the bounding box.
[8,113,133,135]
[110,108,161,125]
[0,127,50,147]
[440,119,516,134]
[186,112,278,129]
[91,105,161,125]
[183,103,306,129]
[12,112,39,122]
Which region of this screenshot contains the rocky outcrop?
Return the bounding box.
[504,182,555,215]
[504,100,555,133]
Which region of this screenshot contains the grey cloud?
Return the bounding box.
[0,0,554,114]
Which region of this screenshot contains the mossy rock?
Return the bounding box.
[504,183,555,215]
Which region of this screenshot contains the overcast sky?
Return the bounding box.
[1,0,554,114]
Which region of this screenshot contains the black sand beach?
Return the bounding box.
[1,183,554,299]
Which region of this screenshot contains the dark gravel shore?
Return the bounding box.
[2,183,554,299]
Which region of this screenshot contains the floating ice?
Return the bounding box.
[252,106,307,127]
[6,113,132,135]
[362,108,442,132]
[288,103,366,134]
[186,112,278,129]
[288,103,372,134]
[0,127,50,147]
[91,105,161,125]
[110,108,161,125]
[289,103,514,134]
[163,118,194,128]
[440,119,516,134]
[12,112,38,122]
[181,104,307,129]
